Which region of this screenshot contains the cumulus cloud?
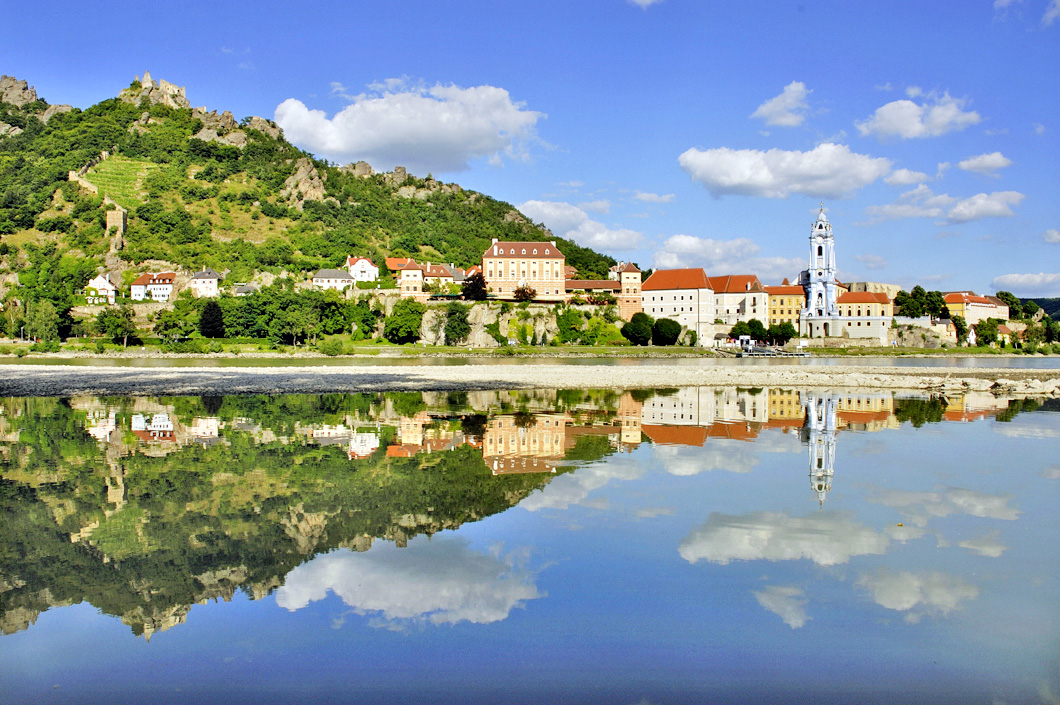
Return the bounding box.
[856,568,979,622]
[856,93,981,139]
[993,416,1060,439]
[274,79,544,173]
[990,272,1060,296]
[653,444,757,476]
[634,191,675,203]
[1043,229,1060,243]
[750,81,812,127]
[854,254,888,270]
[868,486,1020,527]
[678,143,890,199]
[653,234,805,283]
[678,511,890,566]
[885,168,931,186]
[946,191,1024,223]
[753,586,810,629]
[518,200,642,251]
[957,151,1013,176]
[275,539,542,626]
[578,200,611,214]
[520,455,645,512]
[958,530,1008,558]
[862,184,956,223]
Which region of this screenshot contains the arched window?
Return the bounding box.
[817,245,823,256]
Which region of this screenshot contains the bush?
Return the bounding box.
[383,299,427,344]
[319,338,344,356]
[621,320,652,346]
[652,318,682,346]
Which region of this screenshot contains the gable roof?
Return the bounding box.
[642,268,710,291]
[705,274,765,294]
[385,257,416,270]
[131,272,176,286]
[313,268,354,280]
[191,268,221,280]
[483,241,564,259]
[944,292,995,306]
[347,256,376,268]
[764,285,805,297]
[837,291,890,304]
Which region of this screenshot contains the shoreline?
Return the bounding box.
[2,361,1058,397]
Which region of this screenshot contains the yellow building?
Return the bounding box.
[483,239,566,301]
[764,284,806,328]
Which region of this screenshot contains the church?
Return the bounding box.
[798,206,893,343]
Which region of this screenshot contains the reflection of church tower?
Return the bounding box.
[803,393,837,509]
[799,205,840,338]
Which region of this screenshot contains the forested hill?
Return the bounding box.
[0,73,615,286]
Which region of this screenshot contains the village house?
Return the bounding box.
[641,268,715,344]
[835,291,893,342]
[707,275,768,327]
[85,272,120,304]
[764,282,805,328]
[311,268,355,291]
[567,262,643,319]
[393,260,427,301]
[943,292,1009,325]
[187,268,222,297]
[130,272,176,302]
[346,256,379,282]
[482,239,566,301]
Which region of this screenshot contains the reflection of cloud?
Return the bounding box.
[868,486,1020,526]
[679,512,890,566]
[636,507,675,518]
[753,585,810,628]
[655,444,756,476]
[520,456,644,511]
[994,420,1060,439]
[857,568,978,622]
[275,538,542,626]
[1043,466,1060,479]
[958,530,1008,558]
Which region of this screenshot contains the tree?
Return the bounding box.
[729,321,751,339]
[461,272,488,301]
[995,291,1021,316]
[952,315,968,344]
[383,299,426,344]
[620,319,652,346]
[153,309,193,341]
[199,300,226,338]
[97,305,137,349]
[652,318,682,346]
[26,300,59,342]
[974,318,999,347]
[746,318,767,341]
[766,322,797,345]
[513,285,537,302]
[1023,300,1041,319]
[444,302,471,345]
[924,290,946,317]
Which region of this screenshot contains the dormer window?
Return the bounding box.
[533,249,537,254]
[521,248,526,254]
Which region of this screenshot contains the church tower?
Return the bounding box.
[799,204,840,337]
[803,392,837,509]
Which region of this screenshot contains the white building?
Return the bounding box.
[706,275,769,327]
[130,272,176,302]
[799,207,842,338]
[187,268,222,297]
[85,273,120,304]
[640,268,715,344]
[346,256,379,282]
[312,269,355,291]
[803,392,838,509]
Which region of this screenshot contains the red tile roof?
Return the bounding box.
[837,291,890,304]
[642,268,710,291]
[131,272,176,286]
[386,257,416,270]
[483,241,565,259]
[347,256,376,267]
[705,274,765,294]
[618,262,641,273]
[764,285,806,297]
[641,424,708,446]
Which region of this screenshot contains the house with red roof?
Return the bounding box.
[130,272,176,302]
[706,274,768,327]
[641,268,715,344]
[482,238,566,301]
[943,291,1008,325]
[346,256,379,282]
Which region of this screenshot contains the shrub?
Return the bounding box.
[383,299,427,344]
[320,338,344,356]
[652,318,682,346]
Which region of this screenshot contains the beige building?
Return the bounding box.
[707,275,768,326]
[943,292,1009,325]
[483,413,567,474]
[188,268,222,297]
[641,268,715,344]
[483,239,566,301]
[764,284,805,328]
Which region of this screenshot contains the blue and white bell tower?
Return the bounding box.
[799,204,841,338]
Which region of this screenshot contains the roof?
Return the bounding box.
[191,268,221,280]
[483,241,564,259]
[566,280,620,291]
[422,263,454,278]
[466,265,482,277]
[705,274,765,294]
[347,256,376,267]
[944,292,995,306]
[131,272,175,286]
[837,291,890,304]
[764,285,805,297]
[642,268,711,291]
[90,272,120,288]
[641,424,708,446]
[385,257,416,270]
[313,269,354,279]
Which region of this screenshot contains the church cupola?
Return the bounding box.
[800,203,840,337]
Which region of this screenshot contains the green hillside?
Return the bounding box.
[0,75,615,315]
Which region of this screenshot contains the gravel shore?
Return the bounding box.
[2,362,1059,397]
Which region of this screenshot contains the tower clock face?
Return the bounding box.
[818,271,823,277]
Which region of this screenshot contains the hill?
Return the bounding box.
[0,71,615,313]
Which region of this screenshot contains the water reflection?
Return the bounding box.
[1,387,1057,704]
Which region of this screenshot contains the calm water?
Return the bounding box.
[1,388,1057,704]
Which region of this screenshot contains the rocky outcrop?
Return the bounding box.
[341,161,374,177]
[120,71,191,109]
[0,75,37,106]
[0,122,21,137]
[280,157,328,210]
[192,108,237,133]
[40,104,72,123]
[246,116,281,140]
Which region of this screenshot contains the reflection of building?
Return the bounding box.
[131,412,176,443]
[483,414,567,474]
[803,393,838,509]
[348,432,381,459]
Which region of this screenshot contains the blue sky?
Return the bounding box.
[4,0,1059,296]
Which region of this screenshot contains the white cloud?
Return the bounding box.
[629,0,664,7]
[1043,466,1060,479]
[854,254,888,270]
[750,81,812,127]
[753,586,810,629]
[653,234,805,283]
[905,86,924,98]
[947,191,1024,223]
[520,455,645,512]
[518,200,642,251]
[857,568,978,622]
[578,200,611,214]
[868,486,1020,527]
[957,151,1013,176]
[634,191,675,203]
[885,168,931,186]
[863,184,956,223]
[1044,0,1060,25]
[856,93,981,139]
[654,444,756,476]
[875,82,895,92]
[958,530,1008,558]
[275,539,542,626]
[678,143,890,199]
[1034,122,1046,135]
[274,79,544,173]
[993,416,1060,439]
[678,511,891,566]
[1043,229,1060,243]
[991,272,1060,297]
[994,0,1020,8]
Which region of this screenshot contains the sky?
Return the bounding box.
[3,0,1059,296]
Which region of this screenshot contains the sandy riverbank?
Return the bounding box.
[2,362,1059,397]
